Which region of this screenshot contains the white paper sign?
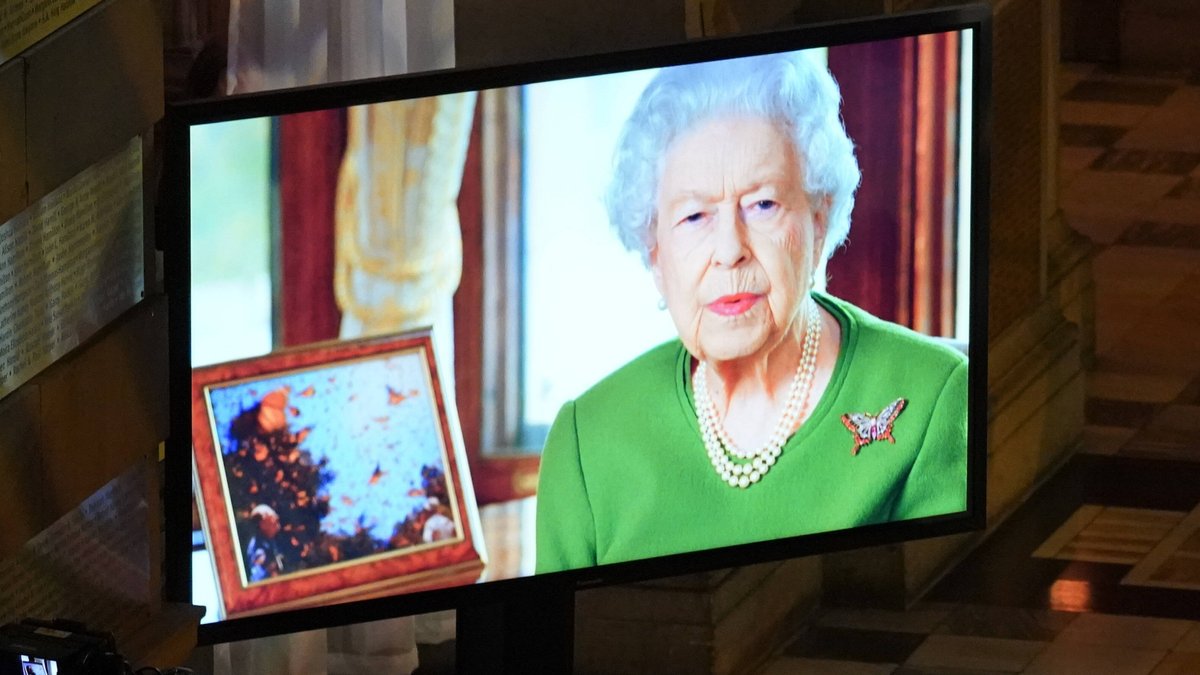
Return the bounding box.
[0,137,144,399]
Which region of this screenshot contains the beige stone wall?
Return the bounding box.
[0,0,163,560]
[455,0,685,68]
[575,557,822,675]
[0,0,182,664]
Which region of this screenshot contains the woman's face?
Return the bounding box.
[650,115,826,364]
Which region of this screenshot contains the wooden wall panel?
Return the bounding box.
[0,385,46,558]
[987,0,1044,336]
[23,0,162,202]
[455,0,683,68]
[1,0,165,562]
[0,61,24,224]
[34,295,168,519]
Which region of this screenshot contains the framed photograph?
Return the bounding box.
[190,330,486,619]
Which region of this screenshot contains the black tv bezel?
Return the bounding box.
[163,4,991,646]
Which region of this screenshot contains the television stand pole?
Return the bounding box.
[456,581,575,673]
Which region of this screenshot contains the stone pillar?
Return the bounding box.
[574,558,822,675]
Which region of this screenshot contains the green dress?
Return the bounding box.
[535,292,968,574]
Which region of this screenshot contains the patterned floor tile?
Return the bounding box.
[1090,305,1148,356]
[1091,245,1200,294]
[1116,87,1200,153]
[784,627,927,664]
[1103,327,1200,376]
[932,605,1076,641]
[757,657,897,674]
[1063,172,1183,211]
[1148,196,1200,226]
[1060,147,1107,187]
[1060,100,1155,128]
[1092,64,1193,85]
[1176,375,1200,405]
[1023,641,1166,675]
[888,662,1008,667]
[1119,436,1200,462]
[1151,651,1200,675]
[818,607,954,634]
[1121,406,1200,461]
[1031,505,1102,560]
[1125,507,1200,592]
[1128,287,1200,349]
[1148,405,1200,434]
[1064,80,1177,106]
[1173,623,1200,653]
[1167,176,1200,199]
[1079,425,1138,456]
[1135,553,1200,587]
[1060,123,1130,148]
[903,635,1045,673]
[1161,270,1200,312]
[1061,62,1096,73]
[933,454,1200,612]
[1060,210,1139,246]
[1054,531,1171,565]
[1117,221,1200,249]
[1093,325,1144,362]
[1089,149,1200,175]
[1033,505,1185,565]
[1055,612,1193,650]
[1088,370,1193,405]
[1085,398,1160,429]
[1059,62,1097,96]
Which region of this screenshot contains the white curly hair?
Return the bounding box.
[605,51,861,265]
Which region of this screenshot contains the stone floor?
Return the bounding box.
[755,62,1200,675]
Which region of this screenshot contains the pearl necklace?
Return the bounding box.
[694,300,822,489]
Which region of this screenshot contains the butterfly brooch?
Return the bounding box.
[841,398,907,456]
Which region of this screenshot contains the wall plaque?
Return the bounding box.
[0,0,101,65]
[0,459,153,630]
[0,137,143,400]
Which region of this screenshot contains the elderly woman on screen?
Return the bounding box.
[535,52,968,573]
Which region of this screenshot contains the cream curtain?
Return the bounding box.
[334,93,476,344]
[225,0,453,94]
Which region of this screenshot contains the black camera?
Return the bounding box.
[0,620,123,675]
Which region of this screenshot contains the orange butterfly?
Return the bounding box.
[387,386,419,405]
[840,398,907,456]
[369,463,387,485]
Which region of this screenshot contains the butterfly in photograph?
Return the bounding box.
[841,398,907,456]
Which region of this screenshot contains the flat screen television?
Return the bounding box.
[164,5,990,648]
